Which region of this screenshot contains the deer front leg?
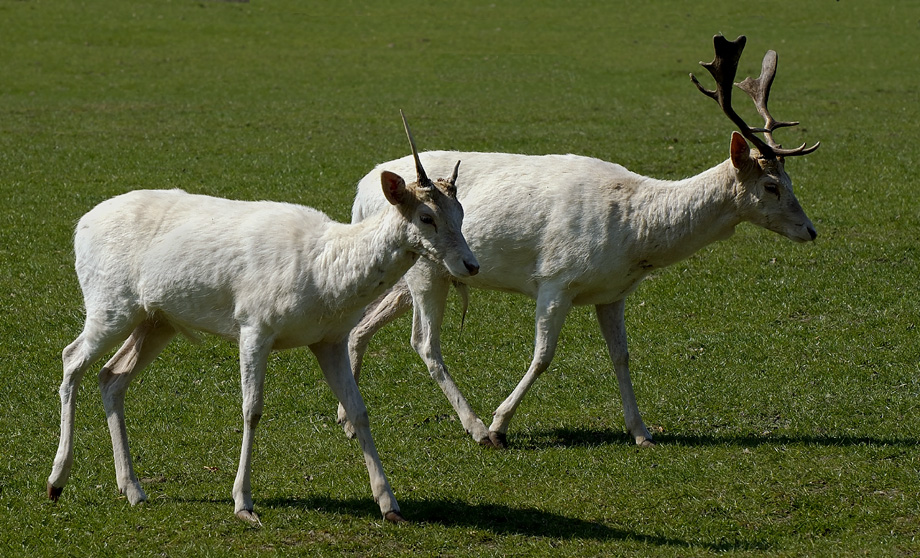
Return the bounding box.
[596,299,654,447]
[339,280,413,437]
[233,326,274,525]
[408,269,492,446]
[489,288,572,448]
[312,340,403,523]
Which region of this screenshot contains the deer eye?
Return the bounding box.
[419,214,435,226]
[765,183,780,196]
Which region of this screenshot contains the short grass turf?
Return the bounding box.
[2,1,919,556]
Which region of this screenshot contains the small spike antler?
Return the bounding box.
[690,34,820,158]
[399,109,433,188]
[448,160,461,194]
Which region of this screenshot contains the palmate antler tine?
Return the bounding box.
[734,50,819,156]
[690,35,745,102]
[776,140,821,157]
[689,73,718,101]
[735,52,776,120]
[690,35,776,157]
[399,109,432,187]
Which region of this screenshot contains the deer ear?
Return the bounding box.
[381,171,407,206]
[729,131,753,171]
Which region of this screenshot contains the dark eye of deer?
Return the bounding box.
[765,184,780,196]
[419,214,435,226]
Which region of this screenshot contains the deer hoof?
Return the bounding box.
[638,438,656,448]
[339,419,357,439]
[384,510,406,523]
[236,509,262,527]
[47,482,63,502]
[487,431,508,449]
[123,483,148,505]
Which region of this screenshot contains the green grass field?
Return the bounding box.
[2,1,919,555]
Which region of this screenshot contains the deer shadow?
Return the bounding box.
[512,426,920,450]
[259,494,768,552]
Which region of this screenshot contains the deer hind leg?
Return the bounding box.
[595,300,654,447]
[313,339,403,523]
[489,288,572,448]
[407,271,492,446]
[98,317,178,504]
[48,310,143,501]
[338,279,413,437]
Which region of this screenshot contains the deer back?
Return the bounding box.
[356,151,672,300]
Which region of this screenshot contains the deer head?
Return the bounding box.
[691,35,819,242]
[380,111,478,276]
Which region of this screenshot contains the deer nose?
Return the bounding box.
[464,260,480,276]
[807,226,817,241]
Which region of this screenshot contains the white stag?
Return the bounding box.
[342,35,819,448]
[47,113,478,523]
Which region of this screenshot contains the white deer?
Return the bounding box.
[340,35,820,448]
[46,113,479,524]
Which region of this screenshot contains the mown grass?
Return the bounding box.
[2,1,919,556]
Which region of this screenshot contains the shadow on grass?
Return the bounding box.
[515,426,920,450]
[260,494,767,552]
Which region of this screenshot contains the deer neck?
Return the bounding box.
[316,208,418,311]
[632,159,742,267]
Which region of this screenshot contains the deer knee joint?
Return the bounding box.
[244,413,262,429]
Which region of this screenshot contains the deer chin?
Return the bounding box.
[442,253,480,278]
[779,223,818,243]
[412,243,478,279]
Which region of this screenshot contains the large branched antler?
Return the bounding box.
[690,34,820,159]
